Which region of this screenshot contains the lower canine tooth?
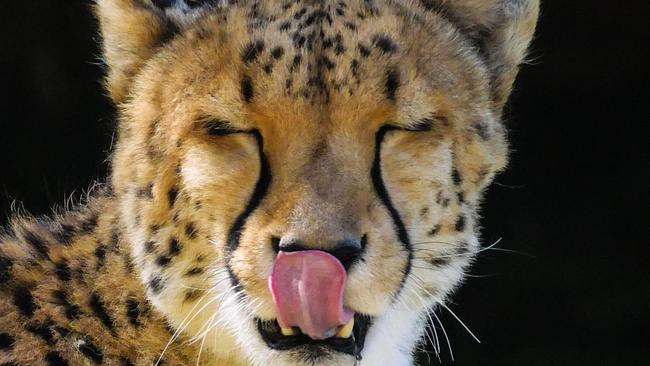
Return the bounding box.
[280,327,295,336]
[336,319,354,338]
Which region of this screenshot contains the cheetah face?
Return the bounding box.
[101,0,538,364]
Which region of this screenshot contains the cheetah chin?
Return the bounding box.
[0,1,538,365]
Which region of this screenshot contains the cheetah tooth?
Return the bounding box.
[336,318,354,338]
[281,327,296,336]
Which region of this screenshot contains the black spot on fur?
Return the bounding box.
[184,289,202,302]
[126,299,141,326]
[264,64,273,74]
[420,207,429,218]
[120,358,135,366]
[452,169,462,185]
[242,40,265,63]
[24,231,49,259]
[149,275,164,294]
[89,293,115,333]
[136,183,154,199]
[185,223,198,239]
[473,121,490,140]
[78,338,103,364]
[185,267,204,276]
[294,8,307,19]
[351,59,360,78]
[336,7,345,16]
[320,56,335,70]
[344,21,357,30]
[53,224,75,245]
[0,256,13,284]
[144,241,156,253]
[54,261,72,282]
[169,237,182,256]
[293,33,306,48]
[13,285,37,317]
[455,215,466,231]
[358,43,371,57]
[335,42,345,55]
[271,46,285,59]
[241,75,254,103]
[292,54,302,70]
[430,256,451,267]
[156,255,172,267]
[167,188,178,207]
[428,225,441,237]
[25,319,56,345]
[95,244,108,269]
[279,21,291,31]
[384,68,400,100]
[45,352,70,366]
[323,37,333,49]
[52,290,81,320]
[79,214,98,234]
[373,34,398,53]
[0,333,15,350]
[457,191,465,203]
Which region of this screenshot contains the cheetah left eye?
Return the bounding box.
[404,118,436,132]
[204,119,242,136]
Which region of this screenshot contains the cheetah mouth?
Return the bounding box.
[256,314,372,356]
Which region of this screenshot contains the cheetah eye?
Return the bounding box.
[404,117,436,132]
[204,119,242,136]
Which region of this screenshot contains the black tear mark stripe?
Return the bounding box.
[225,130,272,288]
[371,126,413,292]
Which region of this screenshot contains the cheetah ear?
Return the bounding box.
[423,0,540,113]
[95,0,216,103]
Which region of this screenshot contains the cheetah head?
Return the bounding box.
[98,0,538,365]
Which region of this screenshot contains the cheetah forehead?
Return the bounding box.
[154,0,482,109]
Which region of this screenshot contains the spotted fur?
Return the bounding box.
[1,0,538,365]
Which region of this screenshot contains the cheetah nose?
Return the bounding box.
[275,237,364,271]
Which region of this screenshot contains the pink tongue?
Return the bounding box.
[268,250,354,340]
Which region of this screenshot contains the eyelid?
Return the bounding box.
[404,117,436,132]
[203,119,242,136]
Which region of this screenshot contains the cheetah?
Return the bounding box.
[0,0,539,365]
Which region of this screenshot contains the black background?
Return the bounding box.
[0,1,648,365]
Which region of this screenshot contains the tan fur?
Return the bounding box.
[1,1,538,365]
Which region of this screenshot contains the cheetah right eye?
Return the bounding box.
[204,119,242,136]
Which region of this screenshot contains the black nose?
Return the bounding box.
[272,235,367,271]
